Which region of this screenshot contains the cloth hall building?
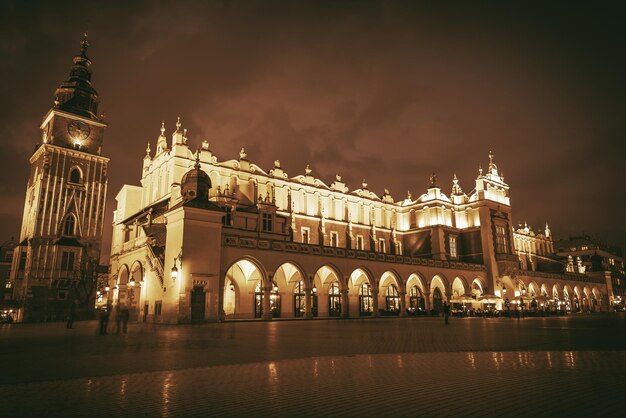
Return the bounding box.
[109,121,616,323]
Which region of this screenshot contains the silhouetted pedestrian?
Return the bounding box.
[66,299,77,329]
[99,308,109,335]
[114,305,123,334]
[121,306,130,334]
[443,302,451,325]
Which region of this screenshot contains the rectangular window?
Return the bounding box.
[18,251,27,270]
[330,231,339,247]
[495,225,508,253]
[449,236,458,259]
[357,235,364,250]
[61,251,75,271]
[262,213,273,232]
[155,301,162,316]
[301,227,310,244]
[379,238,386,253]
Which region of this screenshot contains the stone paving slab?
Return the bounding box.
[1,315,625,417]
[0,351,624,417]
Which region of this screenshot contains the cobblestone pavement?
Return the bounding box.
[1,315,625,417]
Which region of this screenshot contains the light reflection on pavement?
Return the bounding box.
[1,315,625,417]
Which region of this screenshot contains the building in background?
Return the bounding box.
[8,35,109,322]
[555,236,625,310]
[0,238,18,322]
[109,120,614,323]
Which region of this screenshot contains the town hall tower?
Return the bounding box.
[9,35,109,321]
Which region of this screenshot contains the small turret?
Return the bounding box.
[171,116,185,147]
[156,121,167,154]
[142,142,151,174]
[180,152,211,203]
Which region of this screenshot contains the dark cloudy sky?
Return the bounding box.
[1,0,625,258]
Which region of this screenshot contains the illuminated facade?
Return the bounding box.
[8,36,109,322]
[109,119,613,323]
[555,236,625,309]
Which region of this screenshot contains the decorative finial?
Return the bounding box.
[146,142,151,155]
[194,150,201,169]
[429,172,437,187]
[335,174,342,182]
[407,190,412,200]
[80,32,89,56]
[160,120,165,136]
[383,188,390,195]
[305,164,312,175]
[274,159,281,168]
[239,147,247,159]
[451,174,463,195]
[176,116,182,132]
[362,179,368,189]
[202,140,209,150]
[478,163,483,176]
[488,150,499,174]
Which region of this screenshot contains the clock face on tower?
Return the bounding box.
[67,120,91,141]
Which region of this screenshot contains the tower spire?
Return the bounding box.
[80,32,89,57]
[52,33,100,120]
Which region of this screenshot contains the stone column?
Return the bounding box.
[341,288,349,318]
[305,287,313,319]
[262,285,272,320]
[424,291,431,313]
[372,289,379,317]
[399,290,407,317]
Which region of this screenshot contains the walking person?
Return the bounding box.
[99,308,109,335]
[66,299,77,329]
[443,301,451,325]
[121,305,130,334]
[114,305,123,334]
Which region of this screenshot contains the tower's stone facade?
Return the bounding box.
[9,35,109,322]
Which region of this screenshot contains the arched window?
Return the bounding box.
[69,167,81,184]
[269,281,281,318]
[254,282,263,318]
[385,284,400,314]
[432,287,443,313]
[329,282,341,317]
[409,286,425,314]
[294,280,305,317]
[63,215,76,236]
[359,283,373,316]
[254,281,281,318]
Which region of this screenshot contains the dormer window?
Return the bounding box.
[69,167,82,184]
[63,214,76,236]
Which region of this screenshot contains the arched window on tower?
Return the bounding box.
[69,167,82,184]
[63,214,76,236]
